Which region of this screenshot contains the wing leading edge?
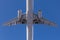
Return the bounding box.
[3,17,19,26]
[39,18,56,26]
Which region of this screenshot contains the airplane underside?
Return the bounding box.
[18,13,42,24]
[3,11,56,26]
[3,0,57,40]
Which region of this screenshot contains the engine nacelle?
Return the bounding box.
[17,9,22,20]
[38,10,42,18]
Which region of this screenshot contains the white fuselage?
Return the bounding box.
[26,0,34,11]
[26,0,34,40]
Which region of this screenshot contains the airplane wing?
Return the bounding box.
[40,17,57,26]
[3,17,20,26]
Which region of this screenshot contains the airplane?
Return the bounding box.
[3,0,57,40]
[3,9,56,26]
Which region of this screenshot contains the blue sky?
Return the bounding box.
[0,0,60,40]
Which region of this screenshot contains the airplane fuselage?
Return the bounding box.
[26,0,34,40]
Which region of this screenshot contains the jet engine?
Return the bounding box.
[17,10,22,20]
[38,10,42,18]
